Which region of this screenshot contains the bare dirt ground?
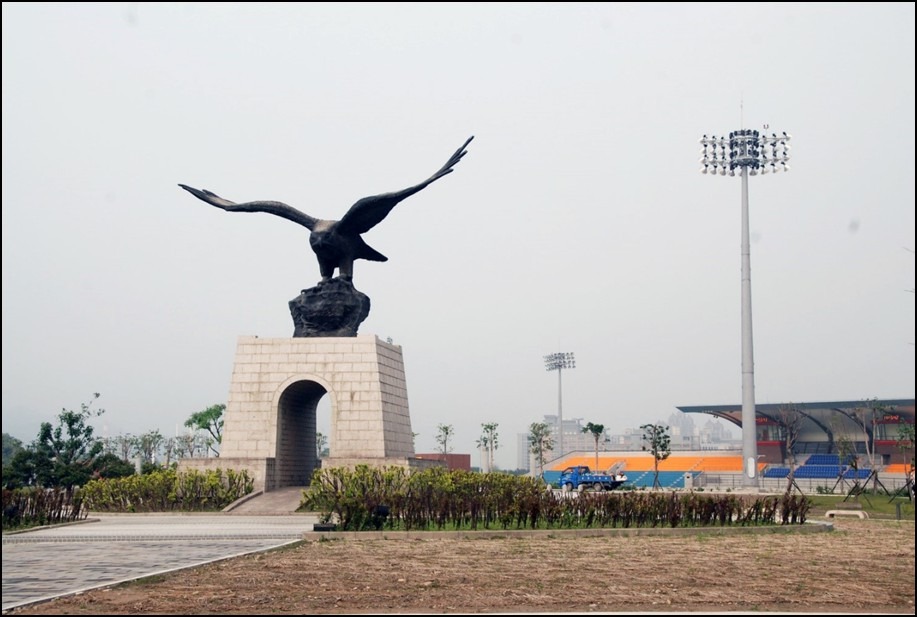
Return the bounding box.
[7,518,914,615]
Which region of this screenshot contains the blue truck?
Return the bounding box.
[557,465,628,492]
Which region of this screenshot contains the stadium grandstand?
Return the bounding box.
[543,398,914,493]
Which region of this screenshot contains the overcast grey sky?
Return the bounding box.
[2,3,914,470]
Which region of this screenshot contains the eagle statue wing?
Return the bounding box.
[178,184,318,231]
[336,136,473,236]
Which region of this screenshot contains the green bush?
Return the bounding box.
[303,467,810,531]
[2,487,87,530]
[80,468,253,512]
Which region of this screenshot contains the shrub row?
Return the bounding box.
[79,468,254,512]
[1,487,87,530]
[303,466,812,531]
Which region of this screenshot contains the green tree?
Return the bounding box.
[476,422,499,472]
[32,393,106,489]
[161,436,176,467]
[91,452,136,479]
[185,403,225,457]
[2,433,28,488]
[108,433,134,462]
[581,422,605,470]
[852,398,887,492]
[775,403,806,495]
[132,430,165,471]
[2,433,24,467]
[2,448,44,489]
[316,431,329,458]
[833,425,857,495]
[528,422,554,480]
[435,424,454,455]
[897,423,915,467]
[174,433,203,459]
[640,423,671,490]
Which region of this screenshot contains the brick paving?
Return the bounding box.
[1,488,316,612]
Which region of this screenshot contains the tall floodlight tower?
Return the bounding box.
[544,352,575,460]
[699,128,791,487]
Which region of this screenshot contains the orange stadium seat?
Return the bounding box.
[548,454,745,474]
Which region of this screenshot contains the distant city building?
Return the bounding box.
[516,433,532,471]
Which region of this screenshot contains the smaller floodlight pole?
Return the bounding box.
[699,128,791,487]
[544,352,576,460]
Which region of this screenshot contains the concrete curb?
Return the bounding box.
[307,521,834,541]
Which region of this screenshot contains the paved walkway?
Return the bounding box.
[1,488,318,612]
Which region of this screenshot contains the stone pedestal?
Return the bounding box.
[180,334,427,492]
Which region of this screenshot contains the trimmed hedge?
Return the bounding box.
[303,466,812,531]
[2,487,87,530]
[79,468,254,512]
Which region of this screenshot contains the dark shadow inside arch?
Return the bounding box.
[275,379,327,489]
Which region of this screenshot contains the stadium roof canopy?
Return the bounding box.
[677,399,915,428]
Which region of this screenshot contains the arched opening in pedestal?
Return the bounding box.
[275,379,328,487]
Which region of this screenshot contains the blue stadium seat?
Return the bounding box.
[796,465,845,479]
[805,454,840,466]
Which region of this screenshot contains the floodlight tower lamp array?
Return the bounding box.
[699,130,791,176]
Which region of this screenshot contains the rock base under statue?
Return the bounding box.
[289,278,370,337]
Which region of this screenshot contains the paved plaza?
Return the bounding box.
[2,488,316,612]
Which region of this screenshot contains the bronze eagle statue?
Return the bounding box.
[179,136,473,285]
